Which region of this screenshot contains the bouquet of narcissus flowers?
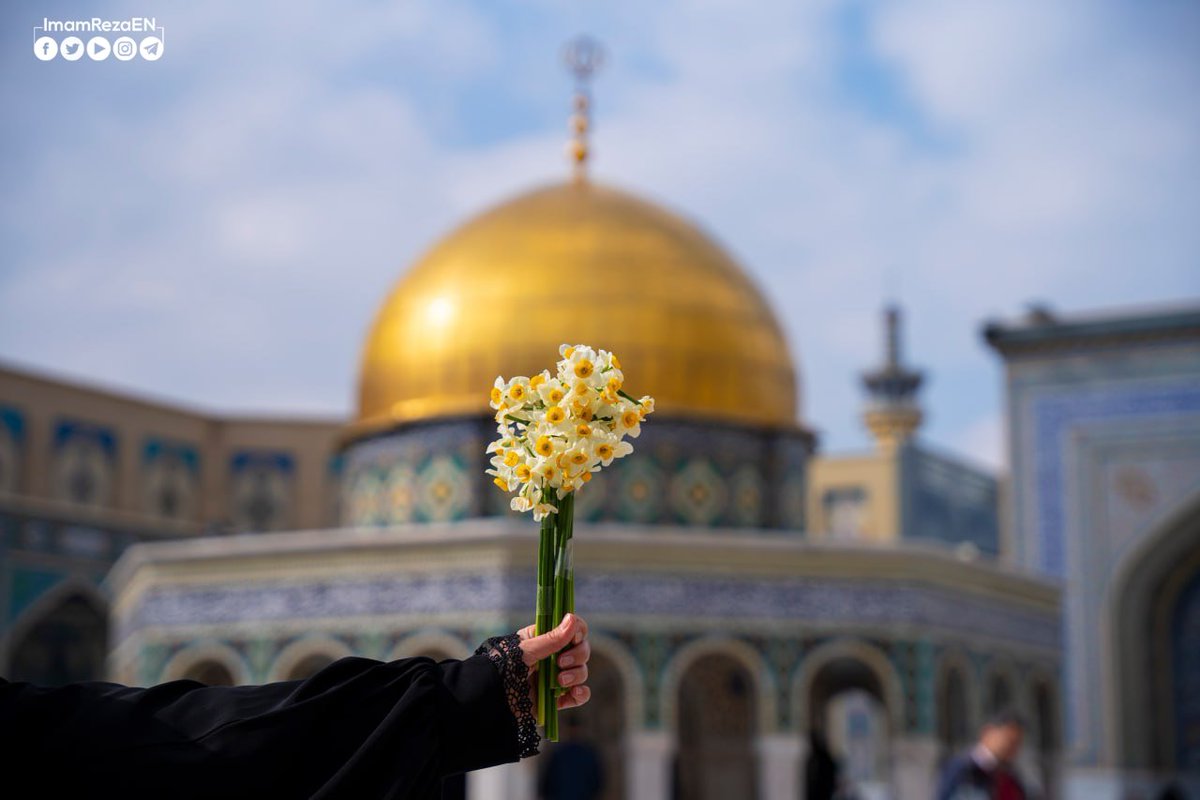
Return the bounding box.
[487,344,654,740]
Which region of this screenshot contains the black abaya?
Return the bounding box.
[0,635,538,799]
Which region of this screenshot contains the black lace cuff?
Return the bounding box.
[475,633,540,758]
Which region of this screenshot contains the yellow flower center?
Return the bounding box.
[546,406,566,424]
[596,443,613,460]
[622,410,640,428]
[576,423,592,437]
[607,376,622,393]
[574,360,594,379]
[581,471,593,483]
[508,384,526,402]
[490,387,503,404]
[535,436,554,457]
[503,451,521,467]
[516,464,532,482]
[570,450,588,465]
[493,476,508,491]
[530,374,546,390]
[563,346,576,358]
[611,354,621,369]
[548,388,565,404]
[574,382,590,396]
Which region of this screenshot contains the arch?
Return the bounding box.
[1025,664,1060,753]
[674,650,762,799]
[1106,487,1200,769]
[183,660,236,686]
[389,629,472,662]
[935,648,979,753]
[269,635,354,682]
[1027,665,1061,797]
[980,658,1020,719]
[544,647,630,800]
[793,638,905,735]
[660,635,775,736]
[587,632,645,736]
[4,577,109,685]
[162,641,249,685]
[1,577,108,660]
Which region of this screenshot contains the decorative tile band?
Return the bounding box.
[119,570,1059,652]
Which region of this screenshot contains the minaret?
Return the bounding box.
[562,36,604,182]
[861,305,924,451]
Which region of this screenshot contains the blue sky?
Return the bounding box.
[2,0,1198,468]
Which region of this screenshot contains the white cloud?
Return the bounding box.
[955,412,1007,472]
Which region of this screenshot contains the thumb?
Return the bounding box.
[521,613,579,665]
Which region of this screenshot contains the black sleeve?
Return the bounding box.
[0,645,537,800]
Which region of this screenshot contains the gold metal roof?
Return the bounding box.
[352,180,799,437]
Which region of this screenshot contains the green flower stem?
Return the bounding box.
[543,490,578,743]
[535,510,554,728]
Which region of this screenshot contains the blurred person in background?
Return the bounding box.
[936,710,1027,800]
[806,728,841,800]
[538,713,604,800]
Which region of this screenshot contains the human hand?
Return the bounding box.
[516,613,591,711]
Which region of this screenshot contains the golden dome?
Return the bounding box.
[353,180,799,436]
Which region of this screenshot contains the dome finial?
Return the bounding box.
[562,36,605,182]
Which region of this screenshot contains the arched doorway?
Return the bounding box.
[805,655,893,798]
[1030,677,1059,796]
[272,637,353,682]
[937,662,972,762]
[1169,569,1200,772]
[676,653,758,800]
[286,653,337,681]
[539,650,627,800]
[1110,490,1200,774]
[984,670,1014,718]
[414,647,455,662]
[182,660,236,686]
[8,588,108,685]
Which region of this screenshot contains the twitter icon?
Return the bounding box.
[60,36,83,61]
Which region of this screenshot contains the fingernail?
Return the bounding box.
[560,654,574,667]
[560,672,574,685]
[574,687,585,697]
[558,614,572,630]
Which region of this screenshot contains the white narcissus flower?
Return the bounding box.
[490,377,506,410]
[503,376,533,408]
[486,344,654,516]
[615,404,643,438]
[537,377,568,407]
[593,439,617,467]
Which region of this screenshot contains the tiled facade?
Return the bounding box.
[986,307,1200,799]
